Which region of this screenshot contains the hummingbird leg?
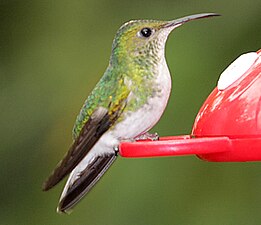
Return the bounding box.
[135,132,159,141]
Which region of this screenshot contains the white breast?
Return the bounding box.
[111,58,172,140]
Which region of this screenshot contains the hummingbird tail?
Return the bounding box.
[57,152,117,213]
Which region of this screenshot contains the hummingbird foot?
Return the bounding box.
[113,146,119,154]
[135,132,159,141]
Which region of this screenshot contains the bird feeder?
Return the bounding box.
[119,49,261,162]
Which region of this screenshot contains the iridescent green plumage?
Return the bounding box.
[73,20,166,139]
[72,67,130,139]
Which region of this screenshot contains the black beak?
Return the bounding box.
[164,13,220,28]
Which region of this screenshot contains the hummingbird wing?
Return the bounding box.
[42,107,112,190]
[42,70,131,212]
[43,98,128,192]
[42,82,130,192]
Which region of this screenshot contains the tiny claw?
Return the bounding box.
[135,132,159,141]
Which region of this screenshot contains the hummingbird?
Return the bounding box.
[43,13,219,213]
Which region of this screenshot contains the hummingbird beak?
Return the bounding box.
[163,13,220,29]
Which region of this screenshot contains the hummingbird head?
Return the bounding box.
[110,13,219,67]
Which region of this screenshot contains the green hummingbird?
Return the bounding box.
[43,13,219,213]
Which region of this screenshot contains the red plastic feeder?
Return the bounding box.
[119,49,261,162]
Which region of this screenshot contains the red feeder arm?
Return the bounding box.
[119,49,261,162]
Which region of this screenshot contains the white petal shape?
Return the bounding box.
[217,52,258,90]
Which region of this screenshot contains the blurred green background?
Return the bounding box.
[1,0,261,224]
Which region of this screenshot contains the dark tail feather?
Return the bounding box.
[58,153,117,213]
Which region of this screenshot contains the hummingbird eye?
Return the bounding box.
[138,27,153,38]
